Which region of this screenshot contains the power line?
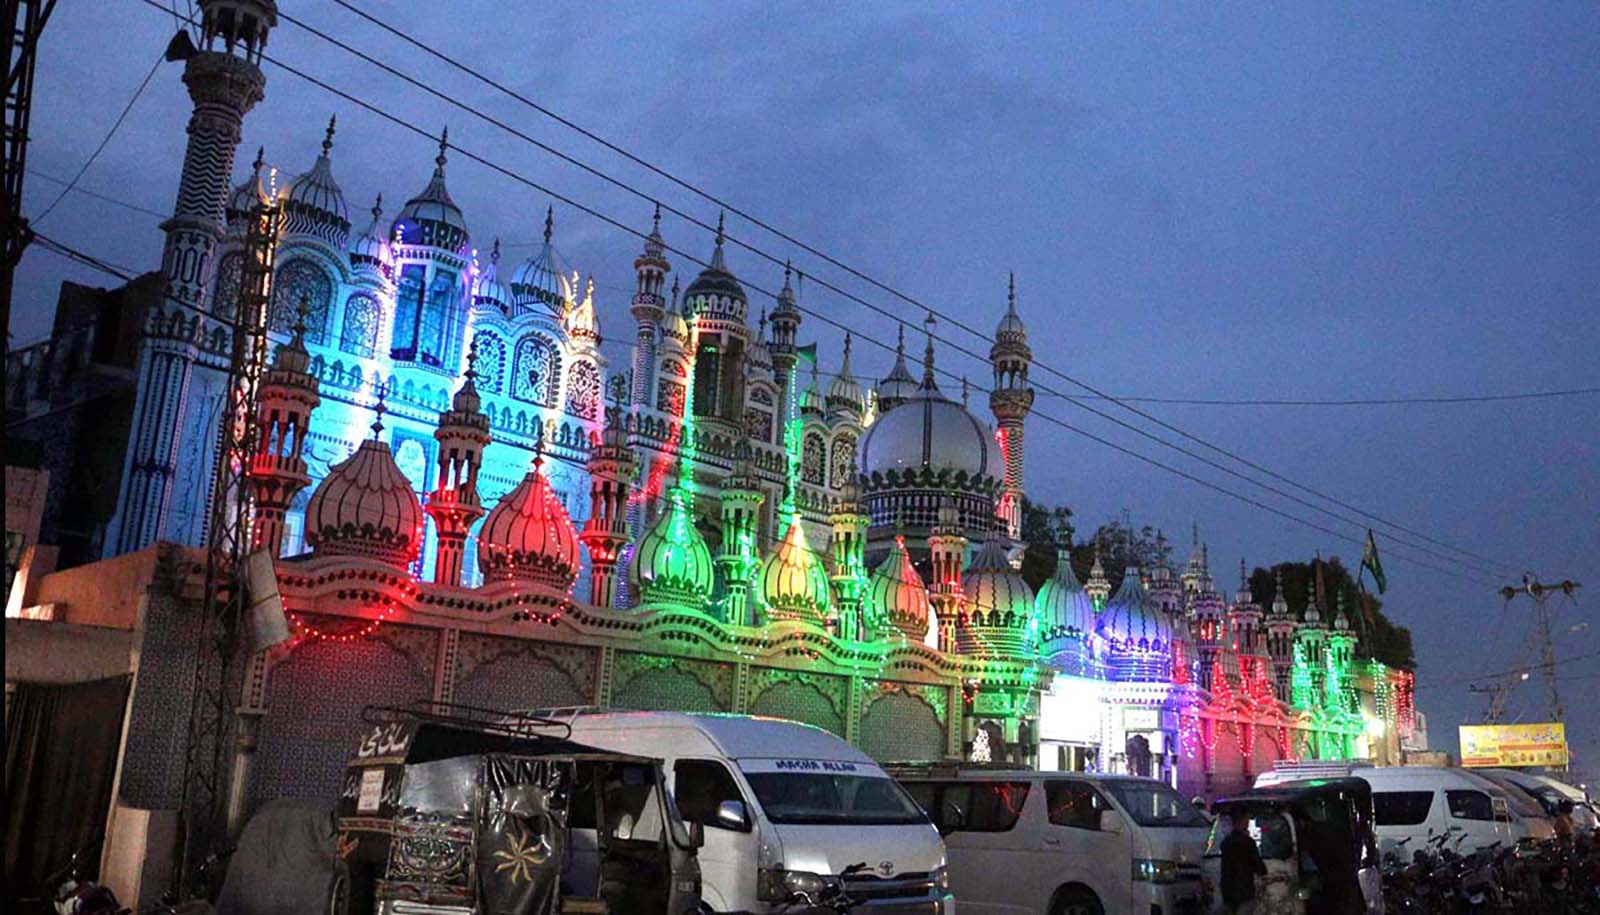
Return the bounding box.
[251,6,1508,582]
[1415,648,1600,691]
[1043,387,1600,407]
[312,0,1524,578]
[124,0,1506,590]
[32,55,162,225]
[31,232,139,282]
[27,168,167,219]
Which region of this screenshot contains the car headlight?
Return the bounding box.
[1132,858,1182,884]
[757,868,834,901]
[933,865,951,893]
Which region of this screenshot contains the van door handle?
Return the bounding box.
[1043,836,1061,847]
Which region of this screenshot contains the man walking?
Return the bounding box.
[1220,812,1267,914]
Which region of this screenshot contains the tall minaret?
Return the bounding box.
[927,502,968,652]
[629,204,669,408]
[768,261,803,418]
[582,392,639,608]
[160,0,274,307]
[109,1,275,557]
[989,273,1033,541]
[424,341,491,586]
[1265,569,1298,703]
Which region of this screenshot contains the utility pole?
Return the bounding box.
[2,0,56,333]
[1487,576,1583,725]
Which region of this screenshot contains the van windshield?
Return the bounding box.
[739,767,928,826]
[1102,780,1211,828]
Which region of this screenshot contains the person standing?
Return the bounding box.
[1554,800,1576,840]
[1220,812,1267,914]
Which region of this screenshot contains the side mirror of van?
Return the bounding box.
[716,799,749,832]
[1099,809,1124,834]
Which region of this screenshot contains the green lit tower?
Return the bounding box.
[717,447,764,624]
[828,481,871,640]
[1265,569,1297,702]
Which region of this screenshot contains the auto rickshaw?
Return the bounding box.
[334,702,703,915]
[1201,778,1383,915]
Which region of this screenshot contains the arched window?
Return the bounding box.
[390,264,459,367]
[270,258,333,344]
[829,433,857,489]
[213,251,243,322]
[473,333,507,394]
[338,293,381,357]
[565,360,601,421]
[512,334,560,407]
[802,432,825,485]
[418,269,457,366]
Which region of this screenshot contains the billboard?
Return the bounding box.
[1459,722,1568,768]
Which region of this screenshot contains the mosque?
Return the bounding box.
[4,2,1424,898]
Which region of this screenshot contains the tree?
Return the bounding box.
[1018,497,1074,591]
[1247,557,1415,671]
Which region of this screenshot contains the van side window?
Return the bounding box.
[1372,791,1433,826]
[674,760,748,832]
[947,781,1031,832]
[1044,780,1104,830]
[1446,790,1496,821]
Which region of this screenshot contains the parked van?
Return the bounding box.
[1255,764,1552,855]
[893,764,1210,915]
[547,711,953,914]
[1488,768,1599,833]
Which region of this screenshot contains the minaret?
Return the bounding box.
[1230,559,1263,658]
[581,391,639,608]
[160,0,274,307]
[246,298,320,556]
[424,340,492,586]
[927,502,968,652]
[109,1,275,557]
[629,204,670,408]
[1328,591,1358,712]
[768,261,803,418]
[1295,576,1329,709]
[1181,522,1207,594]
[1191,547,1226,692]
[715,446,764,625]
[828,482,871,640]
[1085,541,1112,608]
[1265,569,1298,703]
[989,272,1034,541]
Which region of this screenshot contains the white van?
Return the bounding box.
[556,711,953,913]
[1255,764,1551,855]
[894,765,1211,915]
[1488,768,1599,833]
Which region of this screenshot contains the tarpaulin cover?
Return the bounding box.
[478,755,571,915]
[216,798,338,915]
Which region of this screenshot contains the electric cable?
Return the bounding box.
[27,168,168,220]
[309,0,1524,577]
[32,56,162,226]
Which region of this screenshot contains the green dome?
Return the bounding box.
[628,493,713,608]
[757,519,833,624]
[865,535,929,641]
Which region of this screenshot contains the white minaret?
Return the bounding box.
[989,273,1033,541]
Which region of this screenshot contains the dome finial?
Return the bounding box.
[292,293,310,344]
[543,205,553,246]
[252,146,265,176]
[371,193,383,221]
[962,377,970,407]
[435,126,449,173]
[670,275,681,310]
[371,384,388,438]
[322,114,336,157]
[840,332,854,379]
[465,334,481,383]
[1008,271,1016,313]
[532,426,546,471]
[921,312,938,388]
[652,201,661,234]
[490,237,501,265]
[710,212,727,271]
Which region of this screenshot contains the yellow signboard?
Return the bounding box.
[1459,722,1568,768]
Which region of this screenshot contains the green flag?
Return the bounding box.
[1362,529,1387,594]
[795,342,818,364]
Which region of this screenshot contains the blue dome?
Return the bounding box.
[1037,549,1096,655]
[280,118,350,248]
[510,207,572,316]
[392,132,469,252]
[956,540,1036,658]
[1096,565,1174,681]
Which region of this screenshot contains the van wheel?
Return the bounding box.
[1052,886,1103,915]
[327,859,350,915]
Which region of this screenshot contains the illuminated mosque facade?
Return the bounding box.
[5,9,1424,874]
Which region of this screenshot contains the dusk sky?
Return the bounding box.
[15,3,1598,763]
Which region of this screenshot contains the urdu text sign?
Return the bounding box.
[1458,723,1568,768]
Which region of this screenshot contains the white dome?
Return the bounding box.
[305,435,423,569]
[865,534,929,641]
[956,540,1036,658]
[858,388,993,482]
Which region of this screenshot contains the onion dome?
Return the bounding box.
[628,492,714,607]
[757,518,833,624]
[857,381,993,481]
[1332,592,1351,632]
[876,324,919,413]
[992,272,1028,350]
[682,213,748,324]
[565,274,600,347]
[800,363,824,418]
[1096,563,1174,681]
[865,534,929,641]
[826,334,864,415]
[1037,548,1096,655]
[348,194,395,276]
[510,206,570,316]
[1270,569,1290,618]
[226,147,271,234]
[471,239,511,312]
[1302,578,1324,627]
[392,129,469,252]
[956,540,1037,657]
[280,116,351,248]
[477,448,580,590]
[304,397,423,568]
